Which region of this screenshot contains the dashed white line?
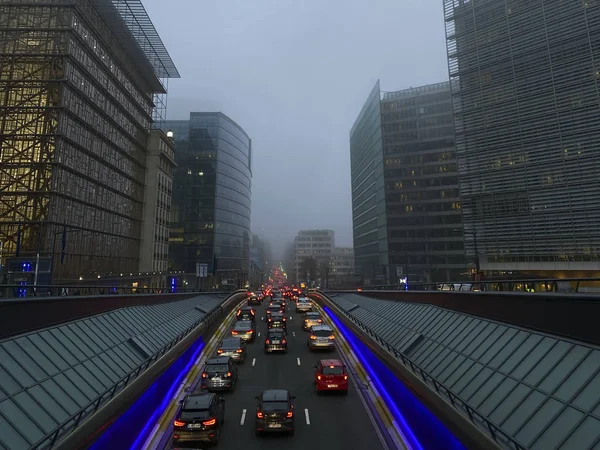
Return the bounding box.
[240,409,247,425]
[252,358,256,366]
[261,316,264,321]
[258,332,261,337]
[289,316,292,320]
[304,408,310,425]
[292,331,296,337]
[297,357,301,366]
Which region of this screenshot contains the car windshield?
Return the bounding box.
[322,366,344,375]
[180,409,211,420]
[235,321,253,330]
[261,401,288,411]
[312,329,332,337]
[205,364,229,373]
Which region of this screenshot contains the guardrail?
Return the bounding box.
[310,290,522,450]
[43,289,247,450]
[342,276,600,293]
[325,289,600,346]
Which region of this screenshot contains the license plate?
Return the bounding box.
[188,423,202,429]
[272,340,280,344]
[327,384,338,388]
[211,377,220,381]
[268,423,282,428]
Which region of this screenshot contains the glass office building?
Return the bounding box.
[445,0,600,276]
[0,0,179,281]
[164,113,252,285]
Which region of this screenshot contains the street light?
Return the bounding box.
[454,228,480,274]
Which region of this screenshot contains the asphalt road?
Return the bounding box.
[210,300,387,450]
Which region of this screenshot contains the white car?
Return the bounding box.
[295,297,313,312]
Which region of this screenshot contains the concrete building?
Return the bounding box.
[445,0,600,277]
[331,247,355,277]
[350,81,468,284]
[164,113,252,288]
[294,229,335,282]
[0,0,179,283]
[139,130,176,283]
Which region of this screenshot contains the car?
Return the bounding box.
[295,297,312,313]
[173,392,225,446]
[200,356,237,391]
[267,312,287,330]
[255,389,295,436]
[216,337,247,363]
[236,306,256,322]
[232,320,256,342]
[264,328,287,353]
[266,304,284,316]
[248,294,261,306]
[308,325,335,351]
[302,312,323,331]
[314,359,349,394]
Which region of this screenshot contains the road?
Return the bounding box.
[198,300,387,450]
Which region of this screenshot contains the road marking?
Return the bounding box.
[292,331,296,337]
[289,315,292,320]
[304,408,310,425]
[240,409,247,425]
[252,358,256,366]
[258,332,261,337]
[261,316,264,321]
[297,357,301,366]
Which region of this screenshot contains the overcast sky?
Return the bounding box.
[143,0,449,258]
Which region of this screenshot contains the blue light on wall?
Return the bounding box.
[89,338,205,450]
[325,306,466,450]
[170,277,177,293]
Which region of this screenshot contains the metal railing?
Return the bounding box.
[0,284,234,299]
[313,291,527,450]
[31,292,242,450]
[336,277,600,293]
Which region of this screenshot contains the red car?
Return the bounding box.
[314,359,348,394]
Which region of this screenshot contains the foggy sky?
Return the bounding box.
[142,0,449,259]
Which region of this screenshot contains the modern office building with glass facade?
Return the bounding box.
[445,0,600,276]
[382,82,468,282]
[164,113,252,286]
[351,80,468,284]
[0,0,179,282]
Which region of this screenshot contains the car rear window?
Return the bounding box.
[306,313,320,319]
[312,329,332,337]
[322,366,344,375]
[205,364,229,373]
[235,321,253,330]
[268,331,285,337]
[261,401,288,411]
[180,409,211,420]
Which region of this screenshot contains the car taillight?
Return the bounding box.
[310,335,317,340]
[317,375,322,380]
[282,339,287,344]
[251,310,255,315]
[247,330,253,333]
[203,418,216,426]
[232,331,238,335]
[226,372,232,377]
[318,319,322,323]
[202,372,207,378]
[286,411,293,418]
[265,339,270,344]
[304,319,308,322]
[282,317,286,321]
[344,375,348,380]
[174,420,185,427]
[236,349,243,353]
[257,411,264,418]
[329,335,335,340]
[217,349,223,353]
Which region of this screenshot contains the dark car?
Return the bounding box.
[200,356,237,391]
[255,389,295,436]
[216,337,246,363]
[267,312,287,330]
[248,295,261,306]
[173,392,225,446]
[266,304,284,316]
[264,328,287,353]
[302,312,323,331]
[232,320,256,342]
[236,306,256,322]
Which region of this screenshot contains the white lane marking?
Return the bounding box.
[289,315,292,320]
[292,331,296,337]
[240,409,247,425]
[252,358,256,366]
[297,357,301,366]
[304,408,310,425]
[261,316,264,321]
[258,332,261,337]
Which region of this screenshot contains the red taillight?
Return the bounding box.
[257,411,264,418]
[265,339,270,344]
[232,331,238,335]
[286,411,293,418]
[226,372,232,377]
[344,375,348,380]
[310,335,317,340]
[318,319,322,323]
[203,418,216,426]
[247,330,253,333]
[282,339,287,344]
[236,349,243,353]
[174,420,185,427]
[282,317,286,321]
[317,375,322,380]
[217,349,223,353]
[202,372,207,378]
[329,335,335,340]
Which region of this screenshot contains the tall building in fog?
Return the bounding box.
[164,113,252,286]
[445,0,600,277]
[350,81,468,284]
[294,229,334,282]
[0,0,179,282]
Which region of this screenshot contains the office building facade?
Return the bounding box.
[139,130,176,279]
[445,0,600,276]
[351,81,468,284]
[331,247,355,277]
[165,113,252,287]
[0,0,179,282]
[294,229,334,282]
